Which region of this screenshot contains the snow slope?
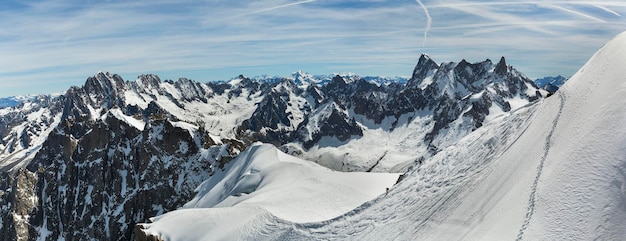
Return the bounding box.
[520,31,626,241]
[140,143,400,240]
[141,31,626,240]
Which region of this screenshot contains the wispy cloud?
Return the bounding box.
[227,0,316,19]
[0,0,624,97]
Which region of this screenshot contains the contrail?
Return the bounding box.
[416,0,432,48]
[548,4,606,22]
[593,4,621,17]
[230,0,316,19]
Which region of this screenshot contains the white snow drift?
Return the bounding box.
[140,143,400,240]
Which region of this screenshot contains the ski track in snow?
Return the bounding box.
[516,92,565,241]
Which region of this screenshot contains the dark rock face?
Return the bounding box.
[0,72,237,240]
[298,103,362,149]
[13,116,209,240]
[407,54,439,86]
[495,56,508,75]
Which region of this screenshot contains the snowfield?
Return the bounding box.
[140,143,400,239]
[140,31,626,240]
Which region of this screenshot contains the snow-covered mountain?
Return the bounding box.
[0,52,544,238]
[0,97,19,109]
[0,95,42,109]
[137,31,626,240]
[535,75,568,93]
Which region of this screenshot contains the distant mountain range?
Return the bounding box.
[534,75,568,93]
[3,73,569,110]
[0,95,40,109]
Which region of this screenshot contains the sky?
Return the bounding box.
[0,0,625,97]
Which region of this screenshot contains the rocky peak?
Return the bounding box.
[407,53,440,86]
[330,75,348,87]
[304,85,324,108]
[274,77,301,95]
[137,74,162,90]
[495,56,507,75]
[83,72,125,104]
[174,78,209,102]
[292,70,314,86]
[454,59,494,92]
[296,102,362,149]
[85,71,123,89]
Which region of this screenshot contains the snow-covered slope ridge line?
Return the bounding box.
[140,31,626,241]
[138,143,400,240]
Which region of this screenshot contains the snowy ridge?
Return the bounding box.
[105,108,146,131]
[140,143,400,240]
[515,92,564,240]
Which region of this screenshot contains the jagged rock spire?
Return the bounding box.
[495,56,507,75]
[408,54,439,86]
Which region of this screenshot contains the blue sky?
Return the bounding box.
[0,0,625,97]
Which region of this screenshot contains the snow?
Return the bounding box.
[299,109,434,172]
[228,77,243,86]
[122,76,266,138]
[0,107,13,116]
[507,94,529,110]
[418,76,434,89]
[142,31,626,240]
[123,90,148,109]
[284,89,308,129]
[141,143,400,238]
[484,101,505,123]
[85,185,94,205]
[279,29,626,241]
[519,30,626,241]
[300,102,337,142]
[105,108,145,131]
[169,121,198,136]
[160,82,182,100]
[86,104,102,120]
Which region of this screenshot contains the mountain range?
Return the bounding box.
[2,32,613,240]
[534,75,568,93]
